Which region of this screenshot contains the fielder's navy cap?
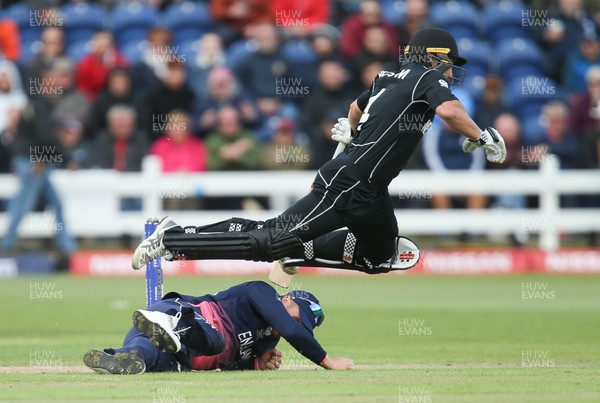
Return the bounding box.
[286,290,325,332]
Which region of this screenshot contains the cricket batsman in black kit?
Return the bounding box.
[131,28,507,277]
[84,281,353,373]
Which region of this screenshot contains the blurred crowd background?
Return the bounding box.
[0,0,599,253]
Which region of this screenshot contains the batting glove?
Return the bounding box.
[331,118,353,145]
[462,127,507,164]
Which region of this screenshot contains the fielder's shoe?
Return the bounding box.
[132,216,180,270]
[132,309,191,354]
[83,349,146,375]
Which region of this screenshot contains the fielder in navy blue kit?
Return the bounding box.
[83,281,353,374]
[131,28,507,276]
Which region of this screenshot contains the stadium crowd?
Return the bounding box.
[0,0,599,252]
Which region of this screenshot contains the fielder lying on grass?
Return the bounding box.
[83,281,353,374]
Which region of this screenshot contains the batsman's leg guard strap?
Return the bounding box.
[228,217,244,232]
[183,226,197,234]
[303,240,314,260]
[194,217,263,233]
[342,232,357,264]
[163,228,304,262]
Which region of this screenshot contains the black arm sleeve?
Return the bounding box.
[356,89,371,111]
[416,70,458,110]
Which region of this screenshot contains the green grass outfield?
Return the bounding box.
[1,274,599,402]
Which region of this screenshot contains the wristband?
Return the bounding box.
[468,137,485,146]
[319,354,329,366]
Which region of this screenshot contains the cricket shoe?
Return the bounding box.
[83,349,146,375]
[381,236,420,270]
[132,310,190,354]
[132,216,180,270]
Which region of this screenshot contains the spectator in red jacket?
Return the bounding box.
[211,0,272,43]
[150,110,208,173]
[273,0,330,38]
[0,19,20,62]
[76,30,129,102]
[339,0,399,59]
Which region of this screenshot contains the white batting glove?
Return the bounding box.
[462,127,507,163]
[331,117,353,145]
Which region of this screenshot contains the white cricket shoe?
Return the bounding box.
[384,236,420,270]
[132,309,190,354]
[131,216,179,270]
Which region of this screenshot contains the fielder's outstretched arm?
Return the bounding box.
[245,282,354,370]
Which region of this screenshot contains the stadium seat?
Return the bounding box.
[19,39,42,65]
[282,40,318,64]
[61,3,106,47]
[496,38,543,81]
[506,75,559,122]
[521,114,546,146]
[162,2,212,45]
[225,39,258,70]
[120,40,145,64]
[4,3,41,43]
[66,40,90,63]
[457,38,490,78]
[461,74,486,101]
[20,29,43,45]
[3,4,29,29]
[380,0,407,25]
[483,0,529,44]
[429,1,480,41]
[428,0,473,4]
[282,39,319,87]
[111,3,158,48]
[176,39,199,62]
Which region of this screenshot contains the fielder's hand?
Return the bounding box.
[462,127,507,163]
[321,355,354,370]
[257,348,282,370]
[331,118,353,145]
